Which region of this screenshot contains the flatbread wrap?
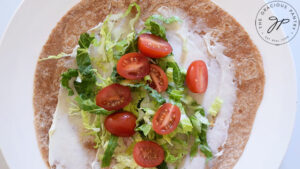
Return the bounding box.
[33,0,265,168]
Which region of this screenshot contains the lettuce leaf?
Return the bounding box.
[78,33,95,48]
[73,33,98,100]
[39,52,69,61]
[189,105,213,159]
[157,161,168,169]
[122,3,141,31]
[208,97,223,117]
[136,123,152,136]
[142,15,181,40]
[121,83,166,105]
[166,62,185,88]
[101,135,119,167]
[145,15,182,25]
[74,96,113,115]
[93,3,140,64]
[174,102,193,133]
[60,69,78,96]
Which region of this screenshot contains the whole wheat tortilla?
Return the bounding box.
[33,0,265,168]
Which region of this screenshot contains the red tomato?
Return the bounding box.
[133,141,164,167]
[186,60,208,93]
[152,103,181,135]
[104,111,137,137]
[149,64,168,93]
[96,84,131,111]
[117,52,150,80]
[138,34,172,58]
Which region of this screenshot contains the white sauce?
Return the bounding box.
[48,88,96,169]
[48,7,237,169]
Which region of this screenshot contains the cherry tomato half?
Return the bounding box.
[149,64,168,93]
[104,111,137,137]
[117,52,150,80]
[186,60,208,93]
[133,141,165,168]
[152,103,181,135]
[96,84,131,111]
[138,34,172,58]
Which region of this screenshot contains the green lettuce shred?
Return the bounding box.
[60,69,78,96]
[101,135,119,167]
[39,52,69,61]
[74,96,113,115]
[208,97,223,117]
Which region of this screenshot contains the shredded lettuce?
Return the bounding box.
[189,105,213,159]
[101,135,119,167]
[174,102,193,133]
[122,3,141,31]
[157,161,168,169]
[92,2,140,66]
[60,69,78,96]
[74,96,113,115]
[208,97,223,117]
[136,124,152,136]
[74,33,98,100]
[80,111,102,148]
[123,89,146,116]
[142,15,181,40]
[39,52,69,61]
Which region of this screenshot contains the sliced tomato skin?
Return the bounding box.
[152,103,181,135]
[117,52,150,80]
[138,34,172,58]
[96,84,131,111]
[149,64,168,93]
[104,111,137,137]
[133,141,165,168]
[186,60,208,93]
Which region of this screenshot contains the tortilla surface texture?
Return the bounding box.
[33,0,265,168]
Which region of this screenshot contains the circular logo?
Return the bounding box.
[255,1,299,45]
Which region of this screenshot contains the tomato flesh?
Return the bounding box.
[138,34,172,58]
[133,141,164,167]
[186,60,208,93]
[96,84,131,111]
[152,103,181,135]
[104,111,137,137]
[117,52,150,80]
[149,64,168,93]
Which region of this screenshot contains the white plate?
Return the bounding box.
[0,0,296,169]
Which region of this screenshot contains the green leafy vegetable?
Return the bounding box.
[173,102,193,133]
[190,105,213,159]
[167,86,184,102]
[122,3,141,31]
[208,97,223,117]
[166,62,185,88]
[80,111,102,148]
[114,32,137,60]
[136,123,152,136]
[101,135,119,167]
[74,96,113,115]
[143,85,166,104]
[73,34,98,100]
[146,15,182,24]
[39,52,69,61]
[157,161,168,169]
[60,69,78,95]
[78,33,95,48]
[142,15,181,40]
[190,134,200,157]
[121,83,166,105]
